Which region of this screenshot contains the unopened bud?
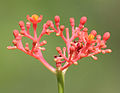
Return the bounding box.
[13,30,19,38]
[54,58,57,62]
[45,29,51,35]
[12,39,17,45]
[80,16,87,25]
[39,47,46,51]
[103,32,110,41]
[60,25,65,31]
[7,46,16,50]
[55,16,60,23]
[105,49,112,53]
[19,21,24,27]
[70,18,75,26]
[46,20,52,26]
[73,62,78,65]
[25,47,29,51]
[63,47,66,51]
[43,40,47,44]
[20,30,25,35]
[91,30,97,36]
[70,46,75,54]
[92,55,98,60]
[40,40,47,46]
[56,47,62,53]
[96,35,101,40]
[56,33,60,36]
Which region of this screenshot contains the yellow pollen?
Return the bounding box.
[88,34,94,40]
[32,14,39,21]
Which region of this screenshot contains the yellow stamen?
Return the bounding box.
[88,34,94,41]
[32,14,39,21]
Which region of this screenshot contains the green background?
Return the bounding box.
[0,0,119,93]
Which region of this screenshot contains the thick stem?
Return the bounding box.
[56,70,65,93]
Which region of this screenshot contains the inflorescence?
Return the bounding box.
[7,14,112,73]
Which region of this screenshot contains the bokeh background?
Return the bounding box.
[0,0,120,93]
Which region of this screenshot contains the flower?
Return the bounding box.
[27,14,43,24]
[7,14,112,73]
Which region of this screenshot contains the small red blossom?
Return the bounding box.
[7,14,112,73]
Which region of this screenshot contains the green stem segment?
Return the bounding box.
[56,70,65,93]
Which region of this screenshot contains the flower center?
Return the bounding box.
[32,14,39,21]
[88,34,94,41]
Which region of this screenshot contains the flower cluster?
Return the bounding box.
[7,14,112,73]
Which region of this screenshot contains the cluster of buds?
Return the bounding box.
[7,14,112,73]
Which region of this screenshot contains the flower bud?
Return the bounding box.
[96,35,101,40]
[105,49,112,53]
[70,18,75,26]
[92,55,98,60]
[7,46,16,50]
[80,16,87,25]
[19,21,24,27]
[13,30,19,38]
[56,47,62,53]
[73,62,78,65]
[103,32,110,41]
[60,25,65,31]
[12,39,17,45]
[39,47,46,51]
[46,20,52,26]
[91,30,97,36]
[25,47,29,51]
[55,16,60,23]
[70,46,75,54]
[40,40,47,46]
[20,30,25,35]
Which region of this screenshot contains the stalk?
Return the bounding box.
[56,69,65,93]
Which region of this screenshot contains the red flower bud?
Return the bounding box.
[70,18,75,26]
[55,16,60,23]
[60,25,65,31]
[103,32,110,41]
[96,35,101,40]
[19,21,24,27]
[91,30,97,36]
[80,16,87,25]
[70,46,75,54]
[13,30,19,38]
[56,47,62,53]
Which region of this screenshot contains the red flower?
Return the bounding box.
[7,14,112,73]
